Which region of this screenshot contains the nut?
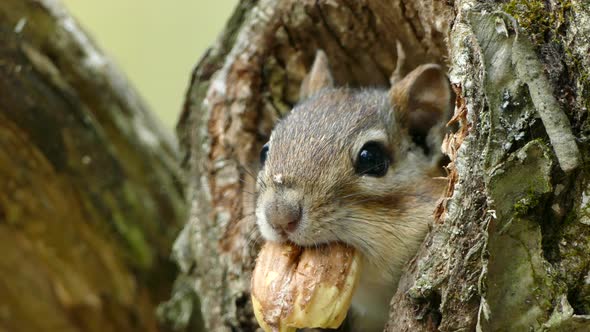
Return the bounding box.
[251,241,361,332]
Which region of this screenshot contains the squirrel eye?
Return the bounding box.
[260,143,270,165]
[355,142,389,177]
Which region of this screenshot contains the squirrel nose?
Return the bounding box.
[265,200,302,234]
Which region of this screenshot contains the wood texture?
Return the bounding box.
[171,0,590,331]
[171,0,452,330]
[0,1,185,331]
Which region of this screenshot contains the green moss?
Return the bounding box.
[564,40,590,106]
[503,0,571,44]
[566,47,590,115]
[513,188,543,216]
[102,189,154,271]
[157,277,204,331]
[111,208,154,269]
[487,139,553,221]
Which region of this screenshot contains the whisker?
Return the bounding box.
[339,227,378,260]
[244,220,264,249]
[238,163,260,181]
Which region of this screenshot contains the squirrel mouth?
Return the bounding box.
[283,238,350,251]
[266,218,343,249]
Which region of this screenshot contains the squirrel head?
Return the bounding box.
[255,50,452,273]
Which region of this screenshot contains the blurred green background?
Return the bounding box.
[62,0,237,129]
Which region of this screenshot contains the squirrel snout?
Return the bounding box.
[265,199,302,234]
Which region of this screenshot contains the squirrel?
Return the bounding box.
[255,50,453,331]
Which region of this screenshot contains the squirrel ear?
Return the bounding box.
[389,64,452,152]
[299,50,334,99]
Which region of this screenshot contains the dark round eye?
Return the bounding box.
[355,142,389,177]
[260,143,269,165]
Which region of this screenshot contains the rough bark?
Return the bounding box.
[170,0,590,331]
[0,1,186,332]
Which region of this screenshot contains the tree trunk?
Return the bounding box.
[0,1,186,332]
[169,0,590,331]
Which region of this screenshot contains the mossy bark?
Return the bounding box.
[0,1,186,332]
[170,0,590,331]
